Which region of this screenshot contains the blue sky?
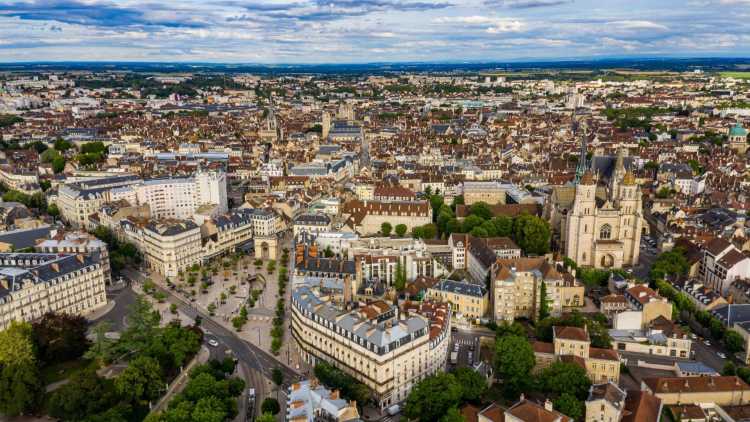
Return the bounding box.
[0,0,748,62]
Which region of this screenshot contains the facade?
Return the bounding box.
[642,376,750,406]
[547,149,642,269]
[585,382,626,422]
[200,209,255,260]
[140,220,202,278]
[492,258,584,322]
[426,279,488,320]
[35,230,112,285]
[624,284,673,328]
[291,285,451,410]
[534,326,621,384]
[293,212,333,240]
[699,237,750,294]
[0,252,108,330]
[462,181,506,206]
[342,200,432,236]
[57,171,227,227]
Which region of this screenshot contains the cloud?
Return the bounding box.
[0,0,208,28]
[484,0,572,8]
[606,20,669,31]
[434,16,525,32]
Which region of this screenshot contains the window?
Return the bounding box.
[600,224,612,240]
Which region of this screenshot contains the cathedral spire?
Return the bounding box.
[574,115,588,185]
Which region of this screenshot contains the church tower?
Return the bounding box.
[619,170,642,266]
[567,170,597,267]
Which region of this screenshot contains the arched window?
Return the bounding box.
[600,224,612,240]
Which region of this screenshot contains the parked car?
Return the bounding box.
[717,352,727,359]
[207,339,219,347]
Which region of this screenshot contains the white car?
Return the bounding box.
[207,339,219,347]
[704,340,711,346]
[717,352,727,359]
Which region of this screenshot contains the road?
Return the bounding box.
[109,270,302,420]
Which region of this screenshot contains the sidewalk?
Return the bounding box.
[150,346,210,414]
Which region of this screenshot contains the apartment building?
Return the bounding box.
[342,200,432,236]
[57,171,228,227]
[534,326,620,384]
[699,237,750,294]
[492,257,584,322]
[584,383,662,422]
[426,279,488,320]
[293,212,332,240]
[286,379,361,422]
[349,237,450,287]
[139,220,202,278]
[610,319,692,358]
[57,175,142,228]
[291,285,451,410]
[622,284,673,328]
[0,252,108,330]
[201,209,255,260]
[35,230,112,284]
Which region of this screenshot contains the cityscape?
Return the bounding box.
[0,2,750,422]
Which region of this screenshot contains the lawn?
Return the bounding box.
[41,359,92,385]
[720,72,750,79]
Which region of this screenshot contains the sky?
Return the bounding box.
[0,0,748,63]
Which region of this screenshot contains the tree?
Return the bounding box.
[495,321,526,338]
[47,202,60,217]
[261,397,281,415]
[554,392,584,421]
[440,407,466,422]
[539,362,592,400]
[453,367,487,403]
[115,356,163,405]
[404,372,462,421]
[32,312,90,364]
[272,367,284,387]
[726,330,745,354]
[381,222,393,236]
[723,361,737,376]
[191,396,227,422]
[491,216,513,237]
[0,321,35,366]
[539,282,550,320]
[469,202,494,220]
[493,335,535,397]
[394,260,407,291]
[0,361,42,416]
[119,296,161,353]
[413,223,437,239]
[47,367,119,421]
[512,214,551,256]
[54,138,73,151]
[395,224,408,237]
[650,248,689,281]
[256,413,276,422]
[52,156,66,173]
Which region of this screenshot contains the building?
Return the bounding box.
[0,252,108,330]
[585,384,662,422]
[623,284,673,328]
[610,321,692,358]
[505,399,571,422]
[200,209,255,260]
[57,171,228,228]
[286,379,361,422]
[293,213,332,240]
[291,285,451,410]
[729,123,749,154]
[35,230,112,284]
[139,220,202,278]
[492,258,584,322]
[426,279,488,320]
[462,181,506,206]
[642,376,750,406]
[699,237,750,295]
[585,382,626,422]
[546,148,642,269]
[342,200,432,236]
[533,326,621,384]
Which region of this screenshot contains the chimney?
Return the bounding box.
[544,399,553,411]
[76,254,85,264]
